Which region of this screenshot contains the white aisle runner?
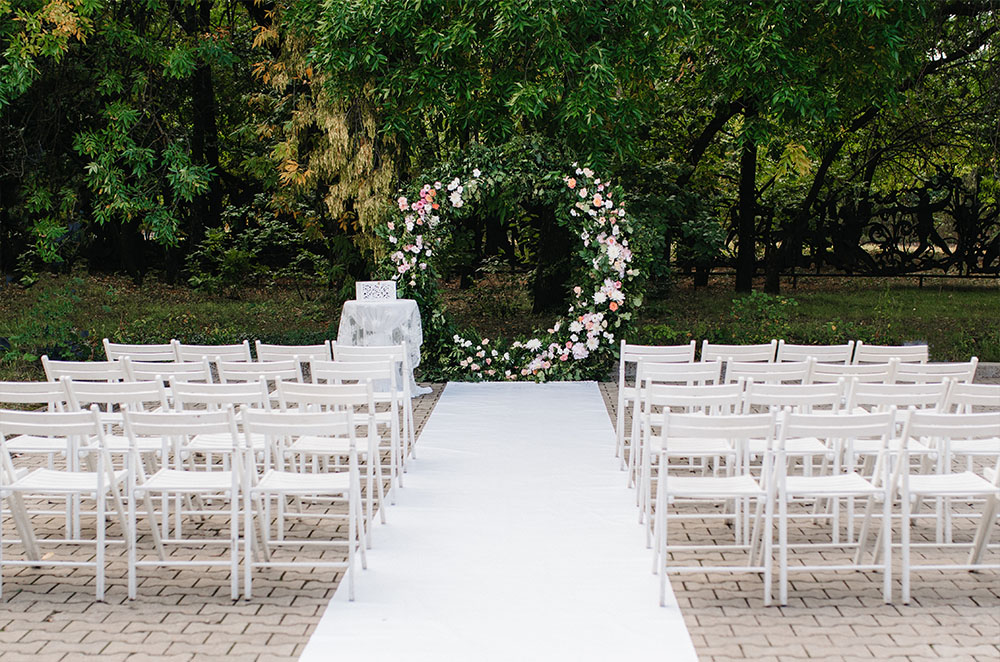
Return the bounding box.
[300,381,698,662]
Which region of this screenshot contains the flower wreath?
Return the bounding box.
[373,159,641,382]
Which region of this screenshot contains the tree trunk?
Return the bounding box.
[735,106,758,292]
[188,0,222,243]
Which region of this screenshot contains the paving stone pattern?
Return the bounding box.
[1,381,997,661]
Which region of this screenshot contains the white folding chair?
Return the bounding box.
[42,356,128,383]
[853,341,928,364]
[626,360,724,482]
[725,359,815,385]
[893,410,1000,603]
[774,409,896,605]
[169,379,272,462]
[311,359,405,500]
[651,410,777,606]
[103,339,176,362]
[0,407,126,601]
[241,407,366,600]
[63,379,170,465]
[776,340,855,364]
[122,407,243,600]
[637,381,746,537]
[173,340,252,364]
[276,380,385,533]
[332,342,416,461]
[701,340,777,363]
[614,340,697,465]
[894,359,978,384]
[811,360,898,385]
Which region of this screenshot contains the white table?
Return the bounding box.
[336,298,431,395]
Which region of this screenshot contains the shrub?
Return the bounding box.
[730,291,798,344]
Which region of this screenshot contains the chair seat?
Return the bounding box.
[7,468,126,493]
[5,435,69,454]
[785,473,879,497]
[904,472,999,497]
[751,437,828,455]
[188,432,265,451]
[87,435,162,454]
[664,474,763,498]
[285,437,368,456]
[252,470,351,495]
[652,436,735,457]
[138,469,235,493]
[947,438,1000,455]
[851,438,928,455]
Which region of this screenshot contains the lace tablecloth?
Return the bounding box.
[336,299,431,395]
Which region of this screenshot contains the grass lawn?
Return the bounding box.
[0,272,997,381]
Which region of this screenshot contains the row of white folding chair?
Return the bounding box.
[104,338,337,364]
[620,356,979,470]
[633,379,995,539]
[621,339,930,369]
[1,389,372,601]
[38,353,411,496]
[98,341,418,460]
[648,406,1000,606]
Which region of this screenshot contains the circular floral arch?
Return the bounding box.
[373,142,642,381]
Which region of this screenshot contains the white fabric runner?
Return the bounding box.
[300,381,698,662]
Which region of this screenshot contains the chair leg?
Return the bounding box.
[901,490,911,604]
[763,494,773,607]
[779,493,789,606]
[968,494,999,566]
[96,489,106,602]
[881,492,892,604]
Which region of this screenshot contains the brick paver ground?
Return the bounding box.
[1,380,997,661]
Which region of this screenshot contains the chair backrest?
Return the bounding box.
[42,356,128,383]
[900,410,1000,479]
[0,380,68,410]
[941,382,1000,413]
[123,407,240,452]
[254,340,333,363]
[637,359,723,387]
[846,379,950,413]
[311,359,400,399]
[618,340,696,383]
[893,358,978,384]
[811,360,898,385]
[701,340,777,363]
[779,409,896,471]
[656,410,777,469]
[775,340,854,365]
[64,378,169,414]
[852,341,928,364]
[331,342,409,383]
[355,280,397,301]
[643,382,745,416]
[103,338,176,362]
[217,358,303,384]
[123,357,213,384]
[169,379,270,412]
[0,407,104,439]
[725,359,814,385]
[242,407,358,473]
[743,380,846,414]
[173,340,252,363]
[276,380,375,414]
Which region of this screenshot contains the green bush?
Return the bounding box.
[730,291,798,343]
[2,277,92,362]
